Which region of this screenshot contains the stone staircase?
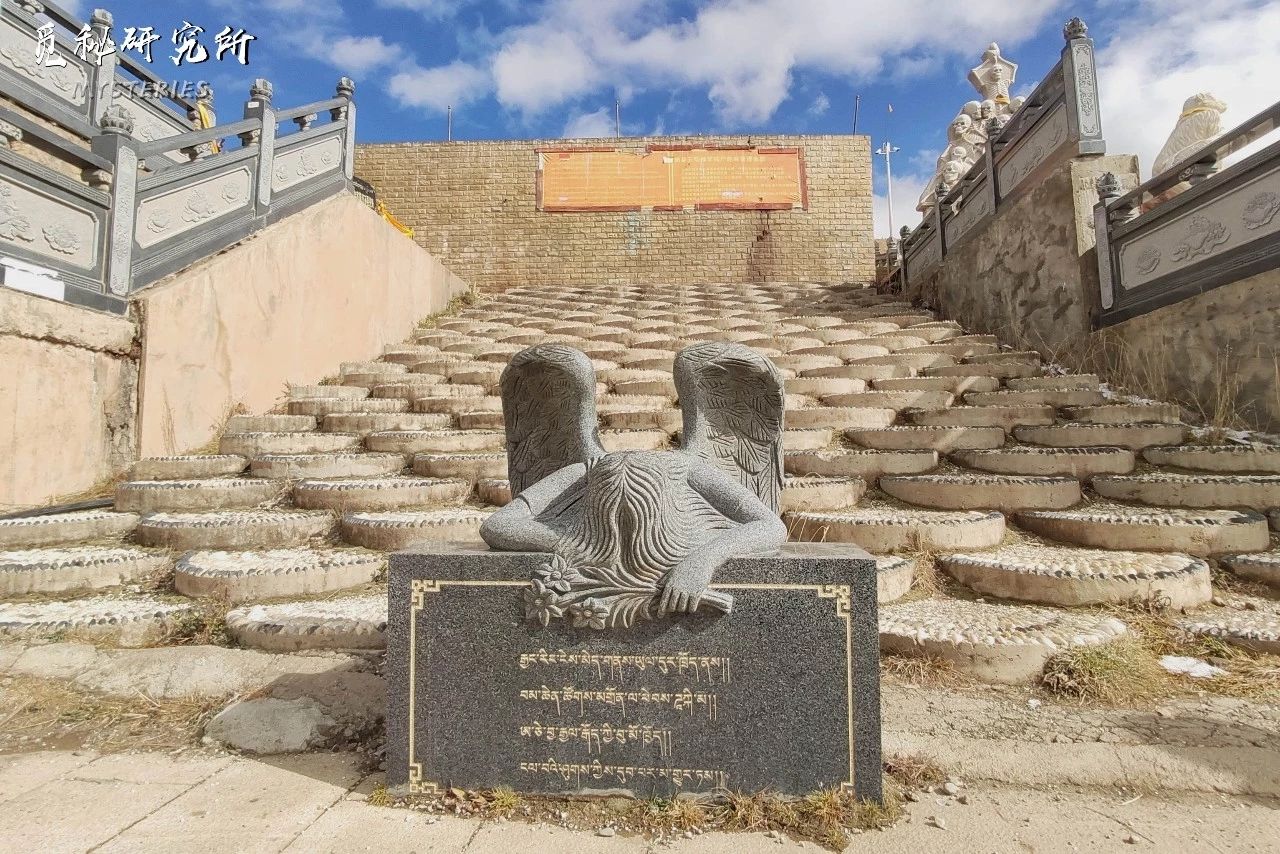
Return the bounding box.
[3,282,1278,682]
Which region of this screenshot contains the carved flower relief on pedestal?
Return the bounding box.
[1135,246,1161,275]
[146,209,173,235]
[524,553,665,631]
[41,222,79,255]
[0,185,35,243]
[1242,191,1279,231]
[1170,215,1230,263]
[221,181,244,204]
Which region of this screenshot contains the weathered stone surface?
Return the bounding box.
[1063,403,1183,425]
[786,508,1005,552]
[942,546,1212,608]
[340,509,492,550]
[785,449,938,480]
[477,479,513,506]
[293,477,470,511]
[1143,445,1280,474]
[289,384,368,400]
[875,556,914,604]
[1221,552,1280,588]
[130,455,250,480]
[135,511,333,550]
[1014,423,1188,451]
[205,697,336,754]
[0,546,170,596]
[115,478,285,513]
[412,452,508,481]
[926,361,1040,379]
[219,431,362,457]
[1016,507,1270,556]
[907,404,1056,430]
[250,452,406,480]
[872,375,1000,394]
[289,398,411,417]
[780,476,865,512]
[1092,474,1280,509]
[321,413,453,434]
[367,429,505,455]
[822,390,955,410]
[0,510,138,548]
[882,473,1081,512]
[224,415,318,434]
[880,599,1129,683]
[952,446,1135,477]
[1178,597,1280,655]
[1005,374,1100,391]
[964,389,1105,408]
[845,425,1006,451]
[226,595,388,652]
[175,549,384,602]
[0,596,193,646]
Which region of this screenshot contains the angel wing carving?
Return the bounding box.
[674,342,785,514]
[500,344,605,496]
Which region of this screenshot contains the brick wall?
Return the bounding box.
[354,134,874,290]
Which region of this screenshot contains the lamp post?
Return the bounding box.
[875,140,901,238]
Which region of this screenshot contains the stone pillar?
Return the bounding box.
[333,77,356,181]
[1062,17,1105,156]
[243,79,276,215]
[87,9,117,127]
[1093,172,1123,311]
[91,106,138,298]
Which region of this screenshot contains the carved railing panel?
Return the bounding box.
[1094,104,1280,326]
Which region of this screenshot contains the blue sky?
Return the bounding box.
[52,0,1280,234]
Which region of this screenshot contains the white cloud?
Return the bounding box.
[1095,0,1280,179]
[328,36,404,75]
[562,107,614,138]
[873,167,931,239]
[808,92,831,116]
[493,32,598,116]
[388,61,489,112]
[375,0,460,14]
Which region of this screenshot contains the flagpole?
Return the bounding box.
[852,94,861,135]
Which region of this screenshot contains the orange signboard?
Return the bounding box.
[536,146,807,212]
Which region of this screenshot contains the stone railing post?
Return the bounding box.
[87,8,117,127]
[332,77,356,180]
[1062,17,1104,155]
[1093,171,1122,310]
[91,106,138,298]
[243,79,276,215]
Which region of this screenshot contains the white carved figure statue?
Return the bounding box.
[1151,93,1228,177]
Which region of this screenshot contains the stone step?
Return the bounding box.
[821,390,954,410]
[1062,403,1183,425]
[1013,422,1188,451]
[345,371,441,389]
[366,429,505,455]
[115,478,284,513]
[414,396,503,415]
[879,599,1129,684]
[963,389,1106,408]
[792,343,890,361]
[926,362,1040,380]
[899,342,999,359]
[0,510,139,548]
[135,510,333,550]
[477,479,513,506]
[881,474,1081,512]
[412,452,507,481]
[613,378,678,398]
[225,415,318,435]
[800,363,913,381]
[951,446,1135,478]
[380,346,441,365]
[341,360,408,375]
[871,375,1000,394]
[321,413,454,435]
[220,431,363,457]
[780,477,865,512]
[456,411,506,430]
[600,409,684,431]
[129,455,251,481]
[875,557,915,604]
[1177,598,1280,655]
[784,377,867,397]
[378,382,486,400]
[0,596,194,647]
[785,508,1005,552]
[0,546,171,596]
[1092,473,1280,509]
[1016,507,1271,557]
[288,398,411,417]
[941,546,1211,608]
[225,595,387,652]
[293,477,470,511]
[1272,510,1280,532]
[1221,552,1280,588]
[1005,374,1100,391]
[781,428,835,451]
[784,407,896,431]
[772,354,843,375]
[1143,444,1280,474]
[340,509,492,550]
[967,351,1041,366]
[288,384,368,401]
[845,425,1005,451]
[174,549,385,602]
[849,353,955,372]
[906,405,1056,430]
[250,452,406,480]
[784,449,938,480]
[600,429,671,452]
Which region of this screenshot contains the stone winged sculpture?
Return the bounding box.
[1152,93,1228,178]
[480,343,788,630]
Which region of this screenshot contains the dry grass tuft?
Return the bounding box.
[880,652,972,688]
[366,784,394,807]
[1042,634,1168,706]
[883,752,947,790]
[0,676,217,753]
[485,785,523,818]
[638,798,710,833]
[160,600,233,647]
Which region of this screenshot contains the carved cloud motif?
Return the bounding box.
[1242,191,1279,231]
[1170,215,1230,263]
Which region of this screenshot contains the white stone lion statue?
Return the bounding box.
[1152,93,1228,177]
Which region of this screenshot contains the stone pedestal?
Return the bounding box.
[387,542,882,801]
